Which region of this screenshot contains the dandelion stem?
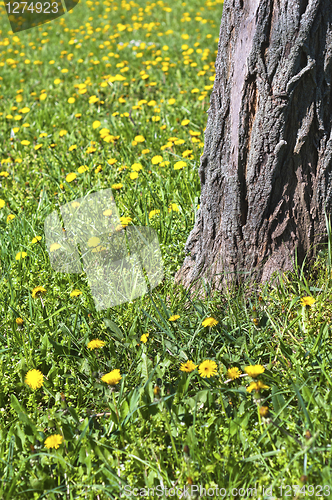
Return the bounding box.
[72,303,80,336]
[257,401,264,435]
[219,393,230,423]
[112,391,125,448]
[302,306,306,334]
[162,402,178,461]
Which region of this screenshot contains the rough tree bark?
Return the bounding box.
[175,0,332,292]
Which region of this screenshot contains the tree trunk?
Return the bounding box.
[175,0,332,292]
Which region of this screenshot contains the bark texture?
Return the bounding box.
[175,0,332,291]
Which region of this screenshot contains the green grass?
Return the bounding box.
[0,0,332,498]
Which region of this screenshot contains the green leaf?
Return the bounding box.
[120,400,129,421]
[311,321,328,355]
[139,352,152,382]
[40,333,49,358]
[291,382,312,427]
[15,422,26,449]
[213,451,223,461]
[242,449,284,462]
[187,389,209,409]
[11,394,26,415]
[271,386,289,420]
[230,419,239,437]
[176,372,192,398]
[68,406,80,423]
[103,318,124,340]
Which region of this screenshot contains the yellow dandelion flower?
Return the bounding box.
[120,216,132,227]
[87,236,100,248]
[92,120,101,129]
[246,380,270,393]
[244,365,265,378]
[226,367,242,380]
[68,145,77,152]
[66,172,77,183]
[180,360,197,373]
[0,172,9,177]
[21,140,30,146]
[152,155,163,164]
[112,183,123,190]
[181,119,190,126]
[15,251,27,261]
[44,434,63,449]
[59,130,67,137]
[50,242,61,252]
[7,214,15,223]
[87,339,106,350]
[89,95,99,104]
[31,286,46,299]
[140,333,149,343]
[16,317,24,327]
[198,360,218,378]
[130,171,138,180]
[77,165,89,173]
[202,317,218,327]
[131,163,143,171]
[301,296,316,307]
[174,161,186,170]
[149,209,160,219]
[70,289,82,297]
[101,369,122,386]
[168,203,179,212]
[25,369,44,389]
[134,135,145,143]
[169,315,180,321]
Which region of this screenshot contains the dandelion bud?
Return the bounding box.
[259,406,269,417]
[153,385,161,397]
[305,430,311,440]
[300,475,307,483]
[187,477,193,485]
[16,317,24,328]
[60,392,67,410]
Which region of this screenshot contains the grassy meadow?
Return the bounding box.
[0,0,332,498]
